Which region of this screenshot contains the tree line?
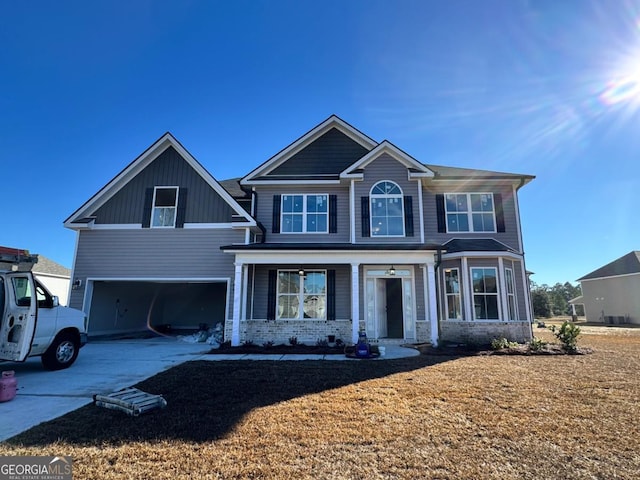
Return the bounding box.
[530,281,583,318]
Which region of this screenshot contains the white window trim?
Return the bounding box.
[151,186,179,228]
[470,267,500,321]
[276,269,327,320]
[443,267,462,320]
[370,181,405,237]
[445,192,497,233]
[280,194,329,234]
[505,267,518,321]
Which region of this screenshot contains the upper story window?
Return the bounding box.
[370,181,404,237]
[152,187,179,228]
[445,193,495,233]
[281,194,328,233]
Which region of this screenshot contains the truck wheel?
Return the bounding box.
[42,333,79,370]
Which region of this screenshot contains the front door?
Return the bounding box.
[366,268,414,341]
[385,278,404,338]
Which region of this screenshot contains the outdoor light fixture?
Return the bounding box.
[298,268,306,277]
[387,265,396,276]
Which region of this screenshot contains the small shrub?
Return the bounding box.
[529,336,548,351]
[335,339,344,347]
[262,340,275,349]
[491,337,519,350]
[316,338,329,347]
[288,336,299,346]
[550,321,581,353]
[242,340,255,347]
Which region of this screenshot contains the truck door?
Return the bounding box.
[0,272,38,361]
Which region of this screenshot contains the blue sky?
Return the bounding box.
[2,0,639,286]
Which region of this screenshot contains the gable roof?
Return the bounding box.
[578,251,640,281]
[341,141,435,179]
[64,133,255,228]
[241,115,378,184]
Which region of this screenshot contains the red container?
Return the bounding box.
[0,371,17,402]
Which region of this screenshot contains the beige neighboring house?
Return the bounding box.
[571,251,640,325]
[32,255,71,306]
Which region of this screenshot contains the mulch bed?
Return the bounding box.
[209,343,348,355]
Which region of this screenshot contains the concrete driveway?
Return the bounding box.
[0,337,211,441]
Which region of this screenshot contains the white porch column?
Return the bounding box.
[231,262,243,346]
[498,257,508,320]
[462,257,473,321]
[427,262,439,346]
[351,263,360,344]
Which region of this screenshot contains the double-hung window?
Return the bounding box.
[281,194,328,233]
[445,193,495,232]
[152,187,179,228]
[444,268,462,319]
[370,181,404,236]
[277,270,326,319]
[471,267,499,320]
[505,268,518,320]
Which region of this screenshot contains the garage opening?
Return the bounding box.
[88,281,227,337]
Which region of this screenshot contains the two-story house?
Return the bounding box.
[64,116,534,346]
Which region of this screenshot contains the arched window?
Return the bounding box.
[370,181,404,236]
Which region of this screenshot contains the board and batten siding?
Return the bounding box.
[354,154,421,245]
[423,182,522,252]
[68,228,245,315]
[255,184,350,243]
[92,146,236,224]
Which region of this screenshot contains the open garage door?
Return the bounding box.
[88,281,227,336]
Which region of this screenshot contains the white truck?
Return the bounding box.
[0,248,87,370]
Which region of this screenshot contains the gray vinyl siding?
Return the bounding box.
[250,265,351,320]
[92,146,236,224]
[269,128,370,176]
[68,228,245,316]
[581,276,640,324]
[255,185,350,243]
[424,183,521,251]
[355,154,421,244]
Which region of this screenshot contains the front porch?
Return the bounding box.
[221,245,440,346]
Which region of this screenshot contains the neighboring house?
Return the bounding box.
[571,251,640,325]
[32,255,71,306]
[65,116,535,345]
[0,246,71,305]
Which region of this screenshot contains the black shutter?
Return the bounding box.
[361,196,370,237]
[404,196,414,237]
[142,188,154,228]
[494,193,505,233]
[176,188,188,228]
[329,195,337,233]
[327,269,336,320]
[272,195,281,233]
[436,194,446,233]
[267,270,277,320]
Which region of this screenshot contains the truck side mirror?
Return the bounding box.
[52,296,59,307]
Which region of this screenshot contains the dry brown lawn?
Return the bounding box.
[2,328,639,479]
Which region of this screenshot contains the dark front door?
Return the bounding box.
[385,278,404,338]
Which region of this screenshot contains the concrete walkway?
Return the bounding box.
[0,337,418,441]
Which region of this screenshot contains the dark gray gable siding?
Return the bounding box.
[423,182,521,252]
[255,184,350,243]
[268,128,370,176]
[92,146,236,224]
[354,153,421,245]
